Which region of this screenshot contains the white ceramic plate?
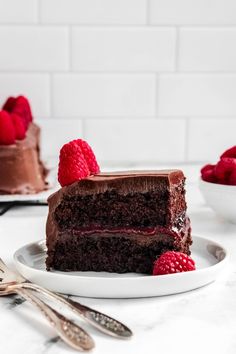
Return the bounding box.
[14,236,228,298]
[0,169,59,203]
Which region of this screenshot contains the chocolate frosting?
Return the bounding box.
[49,169,184,200]
[0,123,48,194]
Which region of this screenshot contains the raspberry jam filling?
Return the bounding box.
[70,225,179,238]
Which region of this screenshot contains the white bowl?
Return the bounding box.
[199,178,236,223]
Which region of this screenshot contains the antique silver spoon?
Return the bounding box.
[0,258,132,339]
[0,280,94,351]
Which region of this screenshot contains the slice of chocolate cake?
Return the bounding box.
[46,170,192,274]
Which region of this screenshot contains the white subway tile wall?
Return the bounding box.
[85,119,186,164]
[41,0,147,25]
[0,0,235,165]
[0,74,50,117]
[72,28,176,71]
[149,0,236,25]
[158,74,236,116]
[188,118,236,161]
[52,74,156,117]
[0,27,69,71]
[38,119,83,159]
[179,28,236,71]
[0,0,38,24]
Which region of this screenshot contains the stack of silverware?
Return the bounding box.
[0,258,132,351]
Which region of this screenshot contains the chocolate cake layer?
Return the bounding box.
[52,170,186,230]
[46,170,191,273]
[0,123,48,194]
[46,219,192,273]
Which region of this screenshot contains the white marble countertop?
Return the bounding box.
[0,166,236,354]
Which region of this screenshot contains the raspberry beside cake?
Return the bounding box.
[0,96,47,194]
[46,139,192,274]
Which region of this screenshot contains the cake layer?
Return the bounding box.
[46,170,191,273]
[0,123,47,194]
[46,218,191,273]
[50,170,186,231]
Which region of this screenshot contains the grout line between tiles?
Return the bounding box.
[49,73,53,118]
[68,26,73,71]
[34,115,236,120]
[175,26,180,72]
[155,74,159,117]
[37,0,41,24]
[184,117,190,162]
[2,23,236,28]
[146,0,150,25]
[2,70,236,75]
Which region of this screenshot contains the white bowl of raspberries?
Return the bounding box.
[199,145,236,223]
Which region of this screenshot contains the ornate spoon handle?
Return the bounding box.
[18,282,132,338]
[14,287,94,351]
[64,298,133,339]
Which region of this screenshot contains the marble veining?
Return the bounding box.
[8,295,26,308]
[1,295,26,309]
[43,336,60,353]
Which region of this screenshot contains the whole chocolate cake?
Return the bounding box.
[0,123,47,194]
[46,169,192,274]
[0,96,47,194]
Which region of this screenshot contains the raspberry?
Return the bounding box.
[0,110,16,145]
[76,139,100,175]
[2,95,33,128]
[229,168,236,185]
[2,97,15,112]
[13,96,33,128]
[153,251,196,276]
[214,158,236,185]
[220,146,236,159]
[58,140,90,187]
[201,164,217,183]
[11,113,26,140]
